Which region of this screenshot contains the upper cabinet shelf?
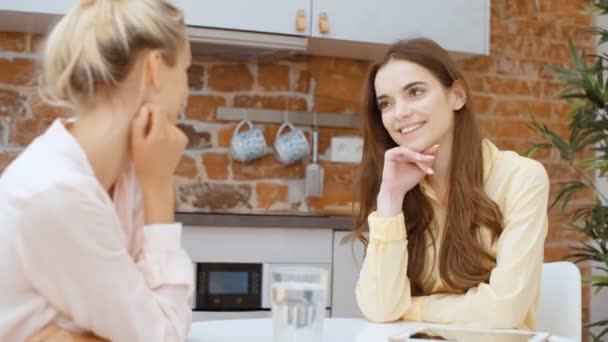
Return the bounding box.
[311,0,489,55]
[0,0,490,60]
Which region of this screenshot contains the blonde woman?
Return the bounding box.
[0,0,194,341]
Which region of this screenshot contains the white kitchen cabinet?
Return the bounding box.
[0,0,490,61]
[173,0,311,37]
[0,1,71,14]
[331,230,365,318]
[310,0,490,56]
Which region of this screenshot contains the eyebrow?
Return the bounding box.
[376,81,426,101]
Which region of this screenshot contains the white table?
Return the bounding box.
[187,318,575,342]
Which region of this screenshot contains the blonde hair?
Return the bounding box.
[39,0,185,110]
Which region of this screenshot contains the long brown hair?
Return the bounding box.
[351,38,503,295]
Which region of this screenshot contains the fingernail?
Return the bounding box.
[416,154,422,161]
[426,155,436,160]
[427,168,434,174]
[433,144,440,149]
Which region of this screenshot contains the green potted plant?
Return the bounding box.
[527,2,608,340]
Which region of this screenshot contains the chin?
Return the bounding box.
[393,136,430,153]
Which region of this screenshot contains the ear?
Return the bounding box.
[144,50,163,90]
[450,80,467,111]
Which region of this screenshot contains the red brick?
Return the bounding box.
[544,245,573,262]
[0,89,23,117]
[464,75,489,93]
[494,0,538,18]
[9,117,53,146]
[479,119,531,139]
[187,64,205,90]
[494,99,552,121]
[486,77,543,97]
[185,95,226,121]
[472,95,494,114]
[178,182,252,211]
[279,54,310,63]
[175,154,198,179]
[176,123,212,149]
[0,32,27,52]
[538,0,590,13]
[294,70,311,93]
[202,152,230,180]
[332,58,370,79]
[457,56,492,73]
[208,64,253,91]
[255,182,288,209]
[30,96,66,119]
[309,56,336,74]
[0,59,36,86]
[315,75,365,103]
[232,154,305,180]
[234,95,307,112]
[258,64,290,91]
[493,56,518,75]
[320,161,359,185]
[217,124,238,148]
[0,152,18,174]
[492,138,551,160]
[306,182,355,211]
[545,162,579,182]
[313,97,360,114]
[29,34,45,53]
[543,82,565,99]
[313,97,362,114]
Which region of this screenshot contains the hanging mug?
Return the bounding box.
[273,122,310,165]
[230,120,268,162]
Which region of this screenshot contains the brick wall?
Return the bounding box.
[0,0,595,334]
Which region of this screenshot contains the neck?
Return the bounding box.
[68,102,135,191]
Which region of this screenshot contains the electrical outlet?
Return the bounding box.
[330,136,363,163]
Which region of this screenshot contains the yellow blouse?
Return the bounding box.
[355,140,550,330]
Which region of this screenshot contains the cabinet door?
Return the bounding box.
[173,0,311,36]
[331,231,365,318]
[0,0,72,14]
[312,0,489,55]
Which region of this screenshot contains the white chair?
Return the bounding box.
[537,261,582,341]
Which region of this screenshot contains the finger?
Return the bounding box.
[422,144,440,156]
[389,146,435,162]
[170,124,189,150]
[131,106,152,145]
[414,161,434,175]
[146,106,167,140]
[385,152,434,175]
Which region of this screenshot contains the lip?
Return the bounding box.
[396,121,426,135]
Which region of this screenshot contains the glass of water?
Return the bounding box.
[271,267,328,342]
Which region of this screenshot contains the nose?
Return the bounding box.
[394,100,412,120]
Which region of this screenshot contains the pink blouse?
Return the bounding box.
[0,119,194,341]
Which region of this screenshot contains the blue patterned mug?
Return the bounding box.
[230,120,268,162]
[273,122,310,165]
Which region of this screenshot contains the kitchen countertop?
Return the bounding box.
[175,211,355,230]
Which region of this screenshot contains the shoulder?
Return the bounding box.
[489,143,549,189]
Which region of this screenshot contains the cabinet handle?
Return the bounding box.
[319,12,330,34]
[295,9,306,32]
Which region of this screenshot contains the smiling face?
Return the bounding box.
[374,58,465,153]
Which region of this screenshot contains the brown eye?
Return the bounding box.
[377,101,390,111]
[409,87,425,97]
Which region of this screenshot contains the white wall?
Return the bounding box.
[591,14,608,337]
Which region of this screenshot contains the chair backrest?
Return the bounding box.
[537,261,582,341]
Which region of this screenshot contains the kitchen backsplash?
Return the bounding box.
[0,0,597,329]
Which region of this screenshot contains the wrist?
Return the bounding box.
[376,187,406,218]
[141,179,175,225]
